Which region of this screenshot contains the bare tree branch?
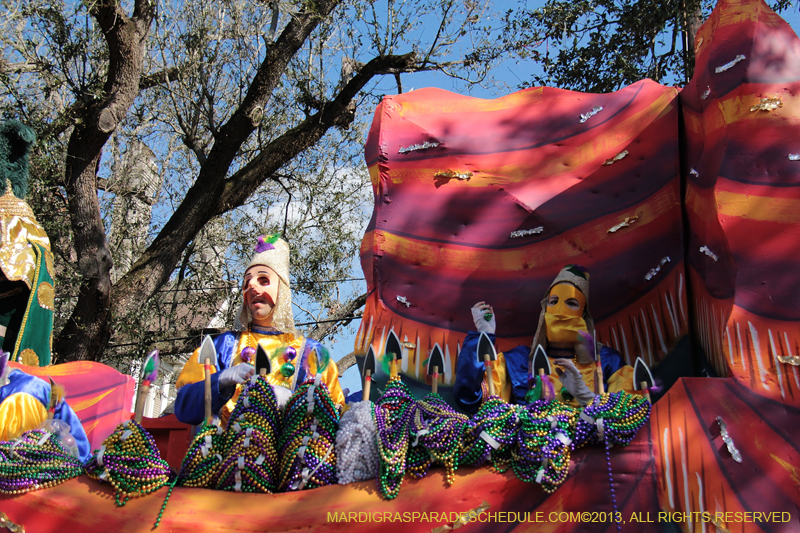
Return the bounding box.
[337,351,357,376]
[139,66,185,90]
[307,292,367,342]
[220,52,417,210]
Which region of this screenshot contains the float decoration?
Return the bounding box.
[134,349,159,424]
[682,0,800,407]
[358,68,687,404]
[199,337,217,423]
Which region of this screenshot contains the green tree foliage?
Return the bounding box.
[505,0,795,93]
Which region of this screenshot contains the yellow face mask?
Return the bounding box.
[544,283,587,343]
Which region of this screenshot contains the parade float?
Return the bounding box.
[2,0,800,531]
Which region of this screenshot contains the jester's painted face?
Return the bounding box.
[544,282,587,343]
[243,265,280,326]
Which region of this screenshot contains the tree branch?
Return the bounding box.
[337,351,357,376]
[220,52,417,210]
[55,0,157,361]
[307,292,367,342]
[139,66,184,90]
[37,66,184,144]
[111,0,343,318]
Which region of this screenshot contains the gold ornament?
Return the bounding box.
[37,282,54,311]
[750,97,783,112]
[18,349,39,367]
[434,170,472,181]
[44,250,54,279]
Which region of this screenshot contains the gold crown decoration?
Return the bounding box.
[0,182,36,220]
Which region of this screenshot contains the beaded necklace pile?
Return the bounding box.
[84,420,173,507]
[513,399,576,493]
[176,419,225,488]
[576,392,649,532]
[459,396,518,471]
[213,375,282,493]
[0,428,83,494]
[576,391,650,447]
[373,375,416,499]
[335,399,378,484]
[277,375,339,490]
[406,393,471,485]
[370,386,649,499]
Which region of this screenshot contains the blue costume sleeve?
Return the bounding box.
[0,370,47,403]
[174,332,238,425]
[501,345,530,405]
[454,331,488,414]
[174,373,232,426]
[599,344,625,391]
[0,370,92,462]
[345,390,362,403]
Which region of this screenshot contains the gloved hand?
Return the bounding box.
[471,302,496,334]
[554,358,595,406]
[219,364,255,388]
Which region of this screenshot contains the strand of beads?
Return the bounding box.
[176,419,225,488]
[213,375,281,493]
[405,401,433,480]
[405,439,432,480]
[220,375,282,452]
[406,393,470,486]
[605,439,622,533]
[0,428,84,494]
[336,400,378,485]
[405,403,433,480]
[577,392,648,533]
[571,390,650,529]
[513,400,576,493]
[576,391,650,448]
[459,396,518,472]
[84,420,173,506]
[373,375,416,499]
[277,375,339,491]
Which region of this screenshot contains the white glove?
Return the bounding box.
[554,358,595,406]
[471,302,496,334]
[219,364,254,388]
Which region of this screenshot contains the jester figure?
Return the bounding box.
[455,264,638,412]
[175,235,345,427]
